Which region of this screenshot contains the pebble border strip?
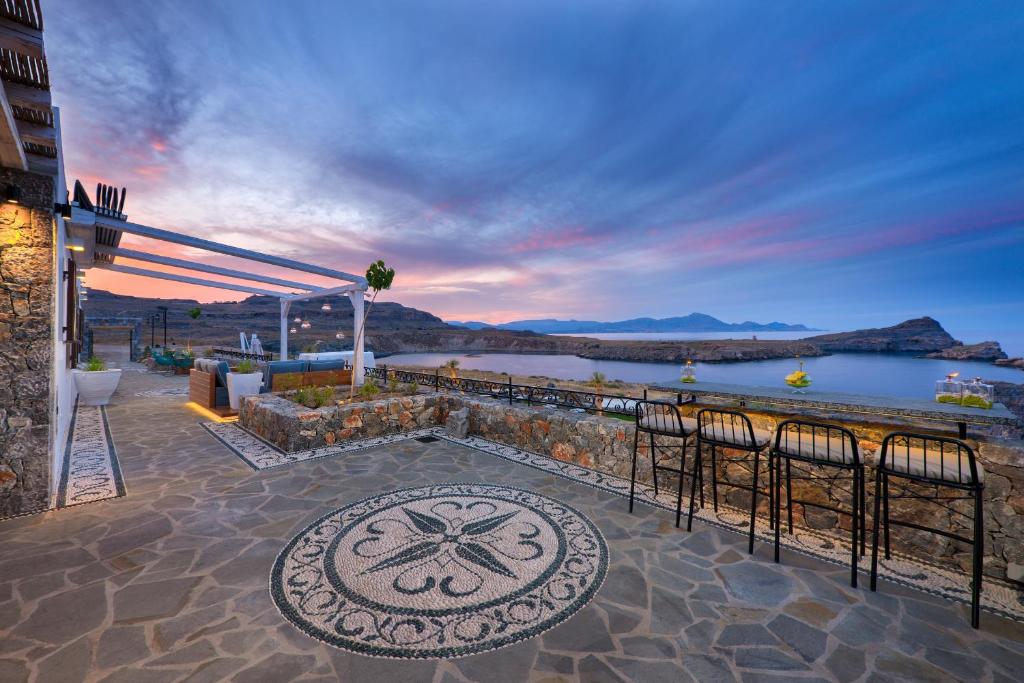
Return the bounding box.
[57,404,126,508]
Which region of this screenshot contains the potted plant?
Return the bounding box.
[73,357,122,406]
[785,358,812,392]
[226,359,263,410]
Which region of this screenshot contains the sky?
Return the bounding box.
[47,0,1024,339]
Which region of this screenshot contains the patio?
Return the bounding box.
[2,365,1024,682]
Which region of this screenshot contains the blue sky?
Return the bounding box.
[48,1,1024,339]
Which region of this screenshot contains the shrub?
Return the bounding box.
[293,385,333,408]
[359,378,380,398]
[236,359,256,374]
[202,347,215,358]
[387,371,400,394]
[85,357,106,372]
[404,382,418,396]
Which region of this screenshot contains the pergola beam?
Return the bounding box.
[95,218,369,287]
[285,283,364,302]
[95,246,324,293]
[94,263,286,298]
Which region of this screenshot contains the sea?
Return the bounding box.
[380,330,1024,399]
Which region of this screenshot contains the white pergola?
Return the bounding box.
[66,201,370,382]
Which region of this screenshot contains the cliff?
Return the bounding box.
[926,341,1008,361]
[804,317,956,353]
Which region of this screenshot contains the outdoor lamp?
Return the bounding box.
[301,321,311,329]
[67,236,85,252]
[321,302,332,312]
[5,184,21,204]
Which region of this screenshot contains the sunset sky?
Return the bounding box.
[48,1,1024,337]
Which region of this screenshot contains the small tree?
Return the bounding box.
[350,260,396,398]
[186,306,201,351]
[442,359,460,380]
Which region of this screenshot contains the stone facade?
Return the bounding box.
[240,390,1024,585]
[0,168,55,518]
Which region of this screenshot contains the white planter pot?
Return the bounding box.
[227,372,263,410]
[73,369,122,406]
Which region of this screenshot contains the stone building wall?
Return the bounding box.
[240,390,1024,584]
[0,168,56,518]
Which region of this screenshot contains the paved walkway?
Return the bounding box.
[1,369,1023,682]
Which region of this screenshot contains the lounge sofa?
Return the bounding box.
[262,359,353,392]
[189,359,231,411]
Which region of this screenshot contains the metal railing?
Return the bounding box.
[212,347,276,363]
[365,366,687,418]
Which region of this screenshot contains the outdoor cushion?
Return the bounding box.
[638,412,697,435]
[215,361,230,387]
[699,423,772,449]
[307,359,347,372]
[214,387,229,406]
[774,432,857,465]
[265,360,306,390]
[883,446,984,484]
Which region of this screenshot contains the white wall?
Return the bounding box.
[49,107,76,506]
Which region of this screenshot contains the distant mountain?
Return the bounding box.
[447,313,816,334]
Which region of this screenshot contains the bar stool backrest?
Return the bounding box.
[774,419,860,466]
[635,400,686,436]
[697,408,757,446]
[879,432,981,486]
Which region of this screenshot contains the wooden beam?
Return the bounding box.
[93,263,287,298]
[95,217,369,286]
[3,80,47,109]
[0,77,26,170]
[95,245,324,293]
[285,283,364,303]
[0,18,42,60]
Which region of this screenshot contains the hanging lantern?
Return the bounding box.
[321,302,332,312]
[335,331,345,340]
[293,315,302,323]
[301,320,311,329]
[289,327,297,334]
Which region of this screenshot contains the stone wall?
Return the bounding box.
[240,392,458,452]
[240,390,1024,585]
[0,168,55,518]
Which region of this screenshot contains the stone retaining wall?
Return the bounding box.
[240,391,1024,585]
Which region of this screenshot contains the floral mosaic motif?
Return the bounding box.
[57,405,126,508]
[271,483,609,658]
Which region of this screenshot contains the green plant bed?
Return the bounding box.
[680,377,697,383]
[785,380,811,388]
[935,394,962,405]
[960,395,993,409]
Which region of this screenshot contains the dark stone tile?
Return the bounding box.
[455,640,538,683]
[733,647,809,672]
[649,586,693,635]
[14,583,107,644]
[113,577,201,624]
[717,563,795,608]
[717,623,778,647]
[598,564,647,608]
[578,655,628,683]
[619,635,677,659]
[677,653,736,682]
[533,651,574,675]
[35,636,92,683]
[606,657,691,683]
[542,606,614,652]
[96,626,150,668]
[824,643,866,683]
[766,614,827,662]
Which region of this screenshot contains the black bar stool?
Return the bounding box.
[771,420,865,587]
[629,400,699,527]
[687,409,773,553]
[870,432,985,628]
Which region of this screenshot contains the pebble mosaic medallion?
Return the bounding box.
[271,482,609,658]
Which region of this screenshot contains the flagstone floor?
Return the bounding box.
[2,368,1024,682]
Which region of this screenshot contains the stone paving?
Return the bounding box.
[1,367,1024,682]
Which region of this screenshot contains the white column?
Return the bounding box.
[349,290,365,385]
[279,299,291,361]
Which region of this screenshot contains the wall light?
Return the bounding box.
[66,236,85,252]
[321,302,332,312]
[5,184,22,204]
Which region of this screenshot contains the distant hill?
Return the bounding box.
[447,313,816,334]
[804,316,957,353]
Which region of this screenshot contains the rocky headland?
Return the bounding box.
[84,290,1016,366]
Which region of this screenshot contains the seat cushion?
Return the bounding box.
[699,423,772,449]
[307,359,347,372]
[775,432,857,465]
[638,413,697,435]
[214,361,230,387]
[214,387,229,406]
[884,446,984,484]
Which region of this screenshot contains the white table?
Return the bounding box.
[296,351,375,368]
